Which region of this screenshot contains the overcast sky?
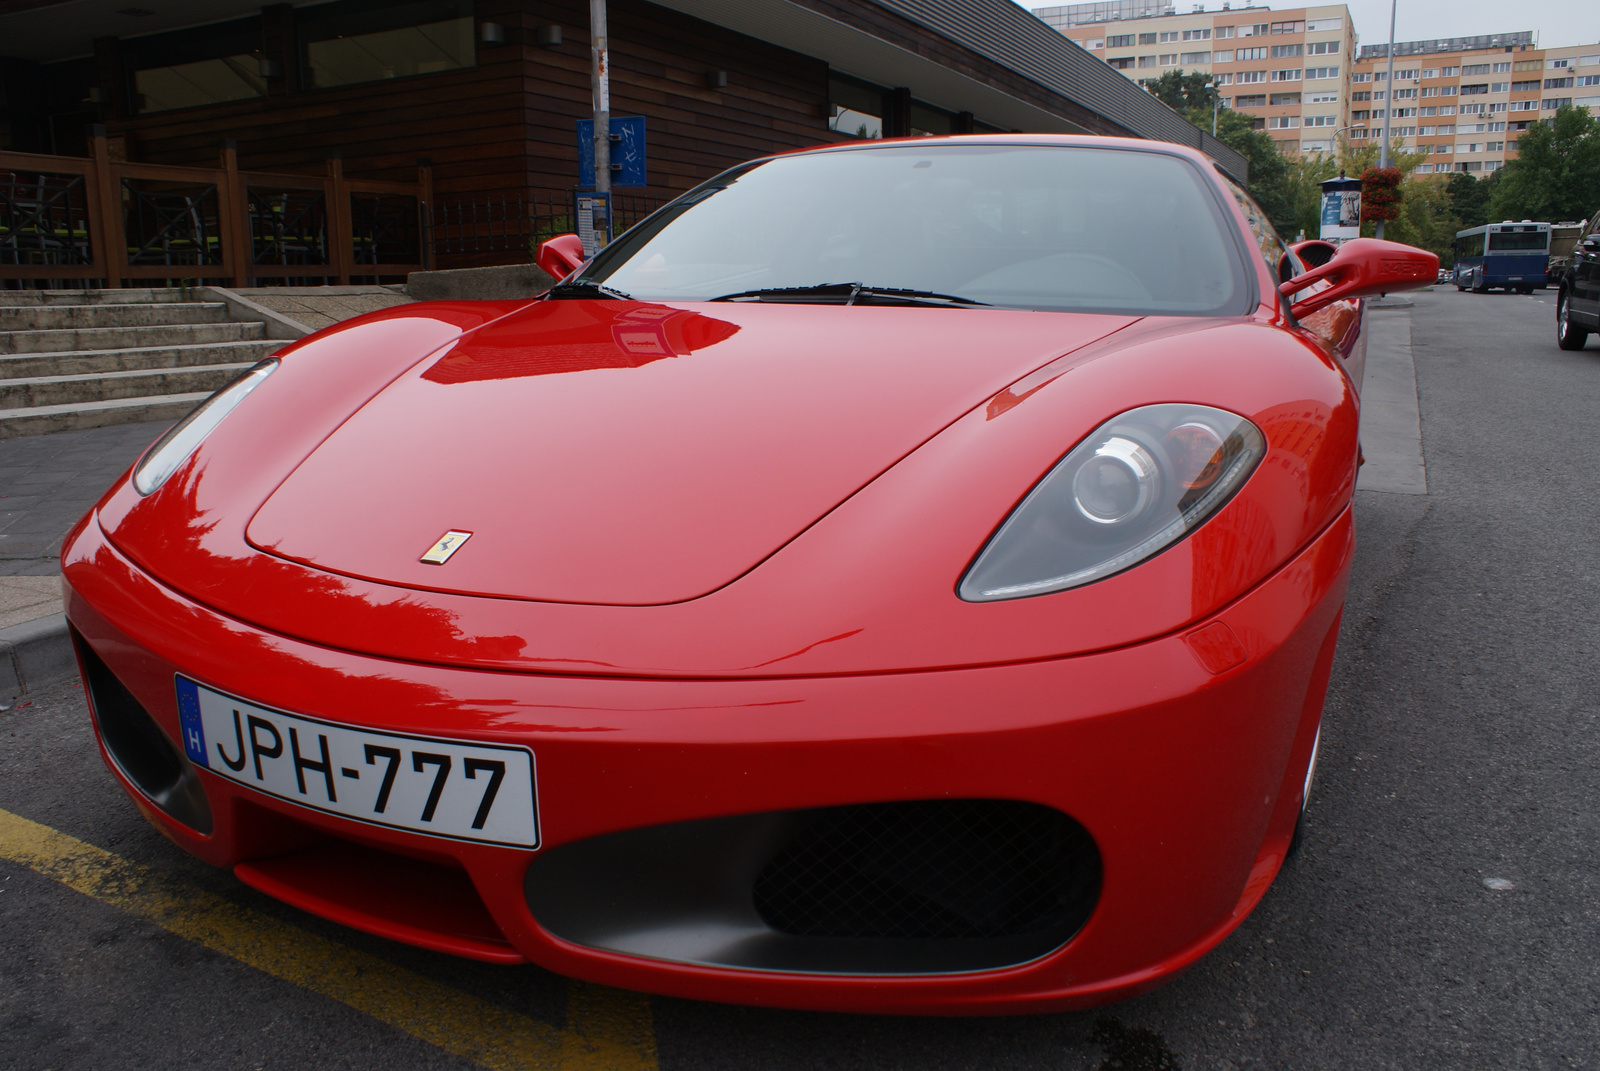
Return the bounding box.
[1019,0,1600,50]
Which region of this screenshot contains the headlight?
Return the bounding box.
[132,359,278,495]
[959,404,1265,601]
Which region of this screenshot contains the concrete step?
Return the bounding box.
[0,320,265,355]
[0,339,280,380]
[0,364,252,410]
[0,302,232,331]
[0,392,210,439]
[0,288,194,307]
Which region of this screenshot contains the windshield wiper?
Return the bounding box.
[709,283,989,307]
[545,281,631,300]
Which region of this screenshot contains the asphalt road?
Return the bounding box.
[3,286,1597,1070]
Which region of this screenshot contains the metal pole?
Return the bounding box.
[1377,0,1396,239]
[590,0,611,246]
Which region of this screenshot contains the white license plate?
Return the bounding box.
[175,677,539,848]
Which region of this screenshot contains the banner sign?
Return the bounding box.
[1319,176,1363,242]
[576,191,611,257]
[578,116,647,188]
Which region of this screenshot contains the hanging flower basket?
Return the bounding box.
[1361,166,1403,223]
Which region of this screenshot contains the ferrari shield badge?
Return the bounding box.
[420,530,473,564]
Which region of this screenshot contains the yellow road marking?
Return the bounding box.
[0,807,656,1071]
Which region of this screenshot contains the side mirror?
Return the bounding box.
[1278,238,1438,319]
[536,233,587,280]
[1583,235,1600,252]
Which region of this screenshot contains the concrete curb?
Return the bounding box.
[1,613,76,702]
[203,286,313,340]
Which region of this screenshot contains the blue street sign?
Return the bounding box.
[577,116,647,188]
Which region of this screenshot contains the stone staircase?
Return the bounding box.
[0,289,283,439]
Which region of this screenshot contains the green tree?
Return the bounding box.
[1145,69,1220,113]
[1488,105,1600,222]
[1144,69,1296,234]
[1447,172,1491,229]
[1386,174,1460,265]
[1278,152,1340,241]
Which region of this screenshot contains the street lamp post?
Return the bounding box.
[1331,122,1364,162]
[1376,0,1397,239]
[590,0,611,246]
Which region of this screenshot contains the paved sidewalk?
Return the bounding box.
[1,420,170,698]
[0,419,171,612]
[0,420,169,574]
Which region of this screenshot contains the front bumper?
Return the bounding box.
[64,505,1351,1014]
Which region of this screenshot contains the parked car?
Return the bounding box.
[1557,209,1600,350]
[64,135,1434,1014]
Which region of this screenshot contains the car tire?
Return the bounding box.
[1558,291,1590,350]
[1518,285,1533,295]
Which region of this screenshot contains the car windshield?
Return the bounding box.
[573,144,1250,316]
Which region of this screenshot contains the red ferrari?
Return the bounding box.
[63,135,1434,1014]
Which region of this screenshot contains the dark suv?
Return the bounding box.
[1557,209,1600,350]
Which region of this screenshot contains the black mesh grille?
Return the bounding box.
[753,799,1100,941]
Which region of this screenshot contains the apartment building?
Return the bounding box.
[1038,2,1357,154]
[1352,36,1600,175]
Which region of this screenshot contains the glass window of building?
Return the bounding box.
[299,0,474,90]
[909,103,954,137]
[125,17,266,114]
[829,75,885,139]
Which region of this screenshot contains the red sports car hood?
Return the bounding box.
[246,299,1136,605]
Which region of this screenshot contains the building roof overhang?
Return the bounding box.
[0,0,1247,181]
[656,0,1246,180]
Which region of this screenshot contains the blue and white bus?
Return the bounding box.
[1454,222,1551,293]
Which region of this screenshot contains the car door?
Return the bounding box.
[1573,210,1600,324]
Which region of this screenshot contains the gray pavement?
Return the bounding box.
[3,286,1599,1069]
[0,419,170,578]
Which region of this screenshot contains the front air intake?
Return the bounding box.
[525,799,1101,974]
[75,631,212,833]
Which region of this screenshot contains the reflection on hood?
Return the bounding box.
[422,302,741,384]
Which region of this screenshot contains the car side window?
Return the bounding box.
[1225,180,1293,279]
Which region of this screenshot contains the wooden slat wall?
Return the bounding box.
[102,0,838,212]
[514,0,836,201]
[103,5,531,202]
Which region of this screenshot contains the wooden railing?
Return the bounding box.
[0,129,432,288]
